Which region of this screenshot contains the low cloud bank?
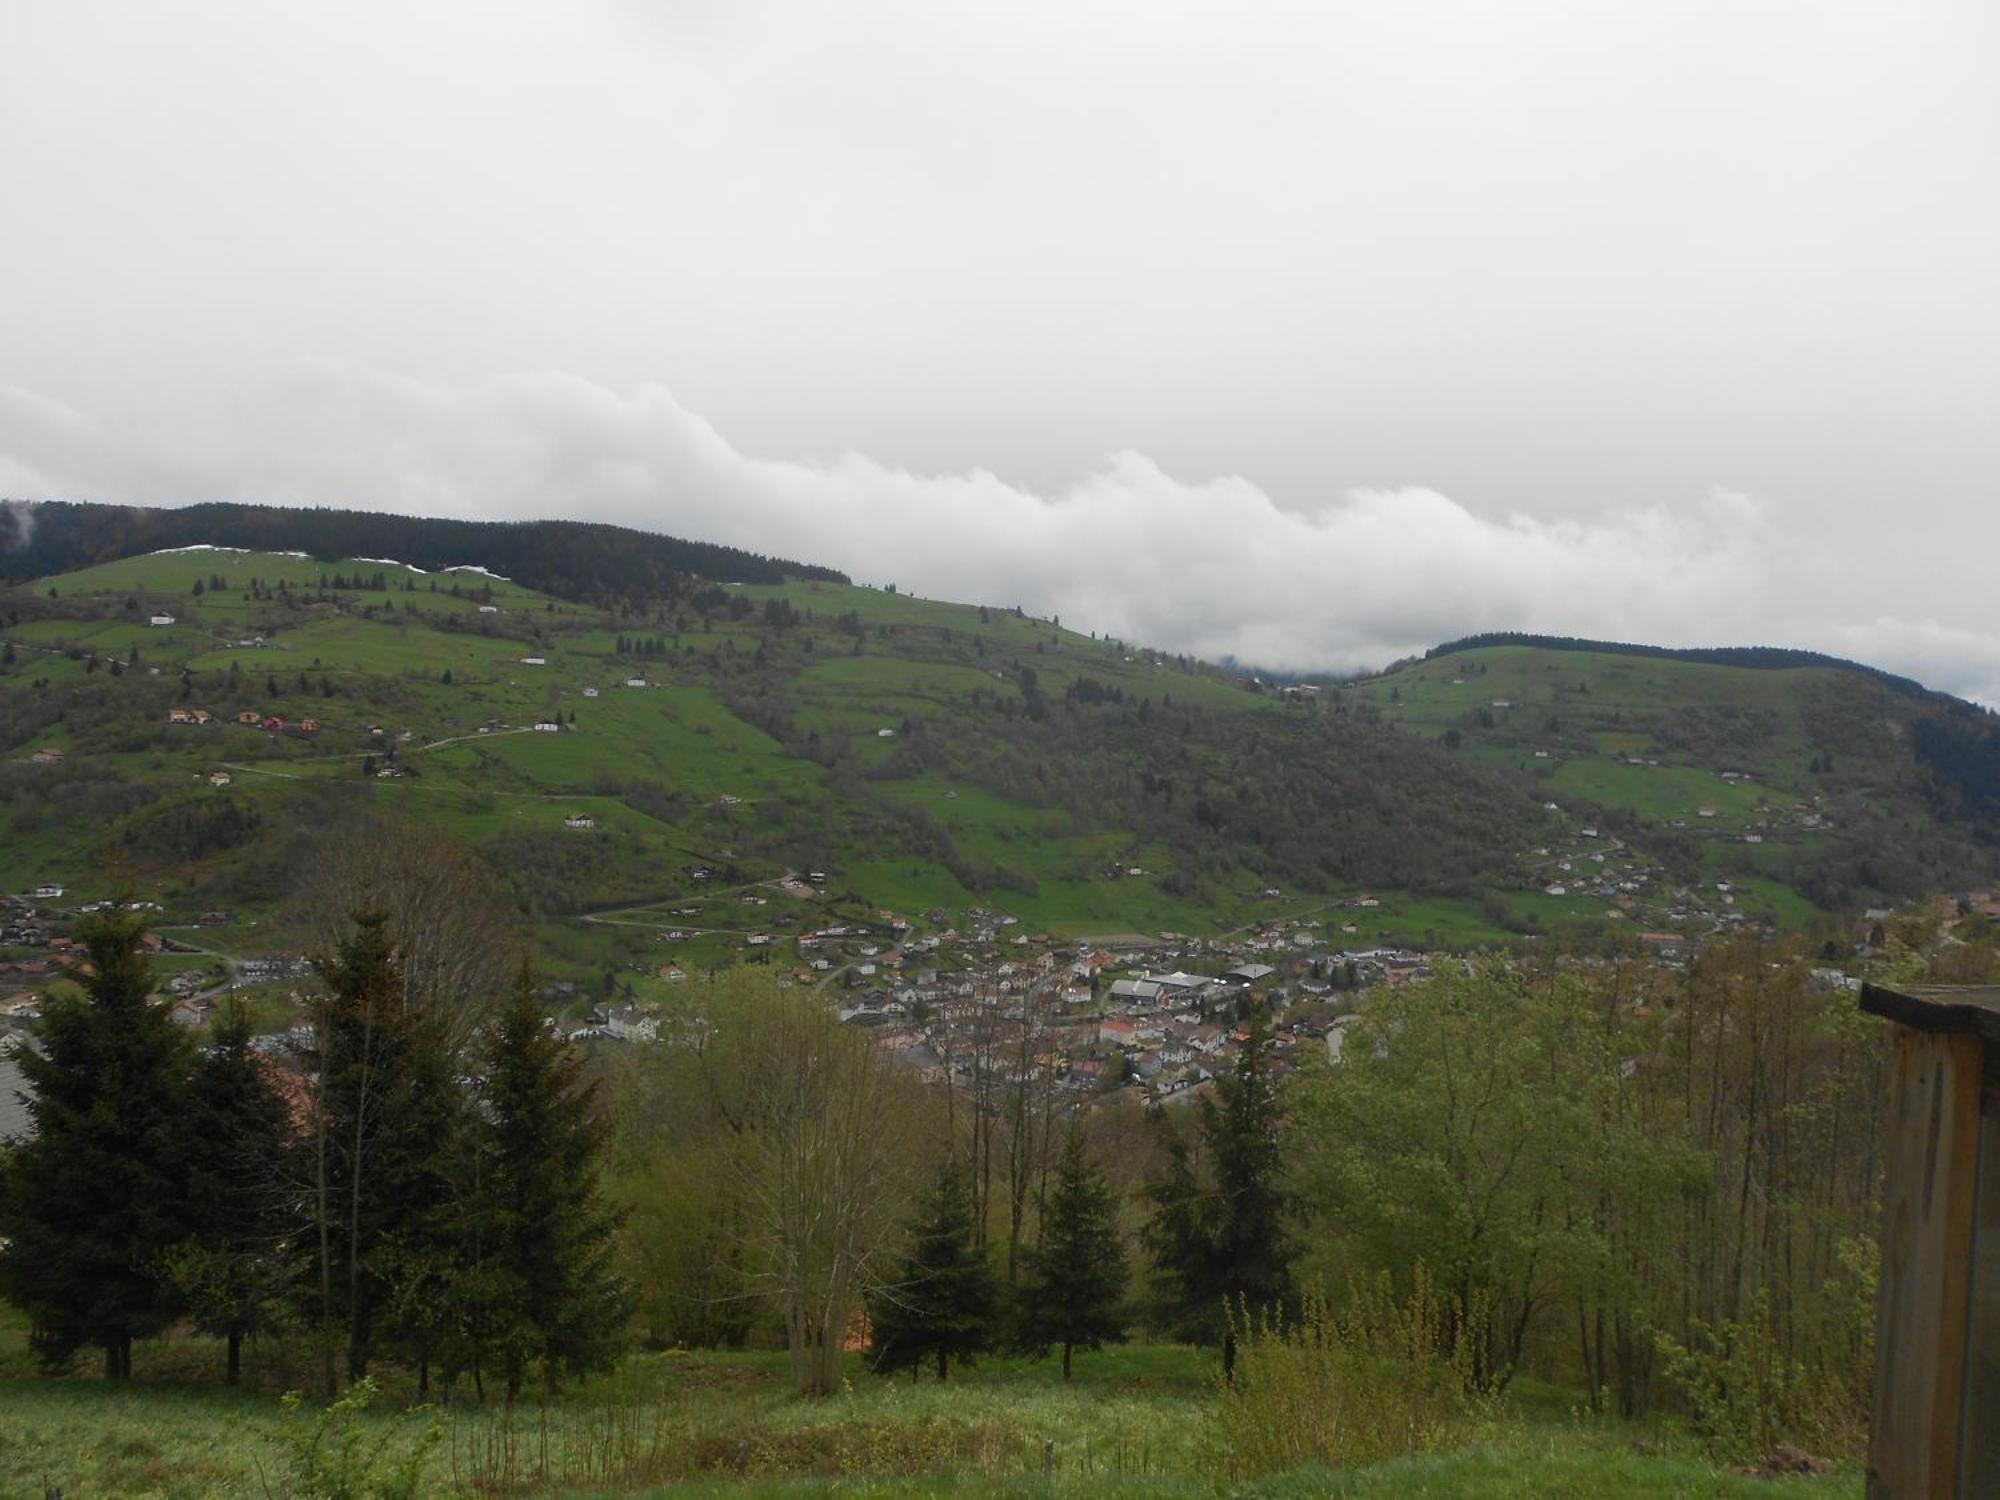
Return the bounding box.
[5,367,1998,706]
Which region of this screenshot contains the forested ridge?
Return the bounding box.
[0,499,847,602]
[1424,631,1937,694]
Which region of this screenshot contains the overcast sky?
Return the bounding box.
[4,2,1998,698]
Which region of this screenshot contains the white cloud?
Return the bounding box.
[4,365,1999,705]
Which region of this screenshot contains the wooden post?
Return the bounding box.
[1965,1043,2000,1496]
[1859,983,2000,1499]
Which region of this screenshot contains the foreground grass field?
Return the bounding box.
[0,1332,1861,1498]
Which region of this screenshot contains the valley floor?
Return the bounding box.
[0,1332,1860,1498]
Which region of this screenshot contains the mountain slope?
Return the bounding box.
[1345,637,2000,914]
[2,506,1996,989]
[0,544,1565,964]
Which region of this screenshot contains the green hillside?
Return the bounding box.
[3,535,1995,990]
[1341,638,2000,916]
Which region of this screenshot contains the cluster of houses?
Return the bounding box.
[559,890,1446,1105]
[0,894,173,1040]
[167,708,322,734]
[825,916,1443,1104]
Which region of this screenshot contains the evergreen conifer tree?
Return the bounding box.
[0,912,191,1377]
[870,1162,995,1381]
[167,1002,295,1384]
[474,960,630,1401]
[1016,1124,1128,1379]
[1142,1003,1292,1381]
[303,913,462,1392]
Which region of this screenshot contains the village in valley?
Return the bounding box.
[9,842,1995,1148]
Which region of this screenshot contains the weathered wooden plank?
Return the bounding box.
[1868,1028,1982,1499]
[1860,984,2000,1047]
[1958,1047,2000,1500]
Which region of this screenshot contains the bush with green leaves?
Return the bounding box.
[1655,1291,1805,1460]
[270,1377,441,1500]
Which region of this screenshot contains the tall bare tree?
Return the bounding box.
[291,815,514,1051]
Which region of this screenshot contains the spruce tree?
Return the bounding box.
[0,912,191,1377]
[168,1002,295,1385]
[475,960,630,1401]
[1016,1124,1128,1379]
[870,1162,996,1382]
[1143,1003,1292,1381]
[1210,1005,1291,1326]
[303,913,462,1392]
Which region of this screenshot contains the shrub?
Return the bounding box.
[1213,1267,1491,1478]
[1655,1291,1805,1460]
[269,1378,441,1500]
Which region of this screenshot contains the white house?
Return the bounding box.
[149,614,175,627]
[520,656,546,666]
[478,604,499,614]
[581,687,599,698]
[563,812,595,830]
[533,720,561,732]
[625,677,648,688]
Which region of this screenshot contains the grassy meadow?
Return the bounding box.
[0,1321,1861,1499]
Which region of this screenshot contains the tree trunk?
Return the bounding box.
[1062,1340,1073,1381]
[315,1030,337,1400]
[937,1347,948,1383]
[227,1329,242,1386]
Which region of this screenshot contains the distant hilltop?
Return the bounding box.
[0,499,848,605]
[1427,631,1936,698]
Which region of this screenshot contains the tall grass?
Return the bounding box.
[443,1397,1185,1493]
[1215,1269,1492,1478]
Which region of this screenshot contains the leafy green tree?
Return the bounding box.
[1016,1124,1128,1378]
[0,912,191,1377]
[1144,1004,1292,1381]
[166,1002,296,1384]
[1288,959,1698,1400]
[474,960,630,1401]
[871,1162,996,1381]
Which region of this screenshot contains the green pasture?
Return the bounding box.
[0,1320,1861,1499]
